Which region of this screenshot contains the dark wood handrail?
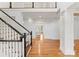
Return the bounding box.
[0,36,23,42]
[0,40,22,42]
[0,18,22,35]
[0,9,31,33]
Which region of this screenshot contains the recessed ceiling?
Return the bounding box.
[69,2,79,9]
[22,12,59,23]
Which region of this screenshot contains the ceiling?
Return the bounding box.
[69,2,79,9]
[22,12,59,23]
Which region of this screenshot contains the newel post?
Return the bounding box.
[24,33,26,57]
[30,31,32,46]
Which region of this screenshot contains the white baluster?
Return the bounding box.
[4,23,6,56]
[21,40,22,57]
[10,28,12,57]
[8,27,10,57]
[14,31,16,57]
[0,19,24,57]
[22,38,24,57]
[15,32,17,57]
[19,42,21,57]
[9,28,11,57]
[17,34,19,57]
[0,21,2,53]
[2,22,4,53]
[6,25,8,57]
[0,20,1,50]
[12,30,14,57]
[18,34,21,57]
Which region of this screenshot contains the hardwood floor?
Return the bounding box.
[27,38,79,57]
[74,40,79,56]
[28,38,64,57]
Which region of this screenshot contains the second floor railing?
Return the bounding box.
[0,2,57,9]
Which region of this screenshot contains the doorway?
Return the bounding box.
[35,23,44,40]
[22,12,63,56]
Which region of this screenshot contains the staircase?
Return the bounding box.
[0,9,32,57]
[0,2,57,57]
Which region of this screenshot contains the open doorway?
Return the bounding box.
[35,23,44,40]
[23,12,63,56]
[23,12,60,39]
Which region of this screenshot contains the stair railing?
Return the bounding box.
[0,9,32,57]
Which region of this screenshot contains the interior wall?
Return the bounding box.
[4,10,24,25]
[74,16,79,39]
[43,21,59,39]
[24,19,59,40]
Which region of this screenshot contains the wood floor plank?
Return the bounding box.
[74,40,79,56]
[28,39,64,57]
[27,39,79,57]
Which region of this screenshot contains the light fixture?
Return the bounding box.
[39,16,42,18]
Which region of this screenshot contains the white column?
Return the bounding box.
[60,9,74,55]
[64,9,74,55]
[60,12,65,54]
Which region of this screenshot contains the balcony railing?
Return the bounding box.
[0,2,57,8]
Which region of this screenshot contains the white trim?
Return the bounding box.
[2,8,59,12]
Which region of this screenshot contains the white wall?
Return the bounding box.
[43,21,59,39]
[24,19,59,40]
[74,16,79,39]
[4,10,24,25]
